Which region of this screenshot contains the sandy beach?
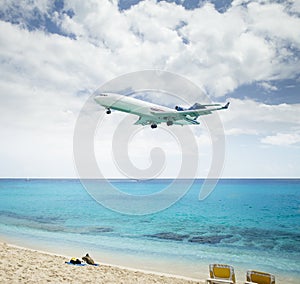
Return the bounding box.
[1,241,299,283]
[0,242,202,284]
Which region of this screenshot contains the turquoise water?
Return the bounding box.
[0,179,299,278]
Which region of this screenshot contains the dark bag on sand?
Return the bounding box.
[70,258,82,264]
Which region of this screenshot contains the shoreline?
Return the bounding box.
[0,233,209,280]
[1,239,299,284]
[1,242,202,282]
[0,240,299,284]
[0,241,202,283]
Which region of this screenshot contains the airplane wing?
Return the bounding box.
[174,119,200,125]
[134,116,161,126]
[150,102,229,125]
[134,115,198,126]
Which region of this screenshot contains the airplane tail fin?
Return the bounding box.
[222,102,230,109]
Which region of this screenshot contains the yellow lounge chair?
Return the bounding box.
[245,270,275,284]
[206,264,236,284]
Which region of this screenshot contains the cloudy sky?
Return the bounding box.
[0,0,299,178]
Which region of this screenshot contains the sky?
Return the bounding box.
[0,0,299,178]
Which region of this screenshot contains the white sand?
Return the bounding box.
[0,242,298,283]
[0,242,202,283]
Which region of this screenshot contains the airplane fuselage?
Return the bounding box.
[94,92,229,128]
[95,93,172,118]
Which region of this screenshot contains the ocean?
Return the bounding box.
[0,179,299,280]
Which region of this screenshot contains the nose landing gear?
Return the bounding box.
[151,124,157,129]
[106,108,111,114]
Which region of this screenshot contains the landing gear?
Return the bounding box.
[167,120,173,126]
[151,124,157,129]
[106,108,111,114]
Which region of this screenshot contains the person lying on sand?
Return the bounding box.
[82,253,95,265]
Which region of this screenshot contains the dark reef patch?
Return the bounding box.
[145,232,189,241]
[78,227,114,234]
[188,234,233,244]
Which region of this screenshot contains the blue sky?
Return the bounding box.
[0,0,299,178]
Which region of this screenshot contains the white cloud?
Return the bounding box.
[247,2,300,45]
[221,98,300,128]
[258,82,278,92]
[291,0,300,13]
[1,1,299,97]
[261,133,300,146]
[0,0,50,23]
[225,128,259,136]
[0,0,299,177]
[56,0,300,96]
[92,111,213,179]
[220,98,300,177]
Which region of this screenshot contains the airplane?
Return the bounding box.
[94,92,229,129]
